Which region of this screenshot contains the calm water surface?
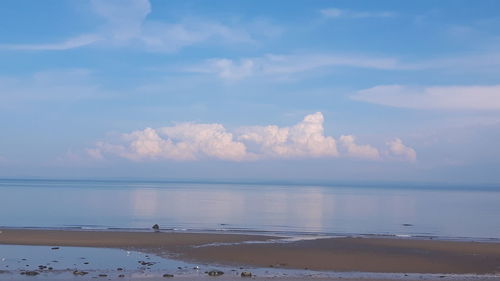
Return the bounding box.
[0,179,499,239]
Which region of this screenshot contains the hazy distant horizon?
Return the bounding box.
[1,177,499,191]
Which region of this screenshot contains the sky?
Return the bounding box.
[1,0,500,184]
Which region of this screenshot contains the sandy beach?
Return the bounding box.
[1,228,500,281]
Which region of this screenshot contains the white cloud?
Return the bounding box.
[188,51,500,81]
[93,125,248,161]
[2,0,261,52]
[353,84,500,110]
[138,20,253,52]
[158,123,248,161]
[320,8,396,19]
[339,135,380,160]
[188,53,401,80]
[386,138,417,162]
[90,0,151,41]
[90,112,415,162]
[238,112,338,158]
[0,34,101,51]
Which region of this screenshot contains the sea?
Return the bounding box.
[1,178,499,240]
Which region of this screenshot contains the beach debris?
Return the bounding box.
[240,271,252,277]
[163,273,174,278]
[21,271,39,276]
[98,273,108,277]
[51,247,60,250]
[73,270,89,275]
[193,265,200,270]
[152,224,160,231]
[207,270,224,276]
[138,260,155,266]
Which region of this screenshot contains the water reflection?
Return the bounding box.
[0,180,499,239]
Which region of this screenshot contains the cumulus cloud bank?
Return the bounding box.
[339,135,380,160]
[386,138,417,162]
[89,112,416,162]
[238,112,338,158]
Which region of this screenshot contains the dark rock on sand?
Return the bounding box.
[51,247,60,250]
[21,271,39,276]
[207,270,224,276]
[98,273,108,277]
[241,271,252,277]
[73,270,89,275]
[402,223,413,226]
[139,261,155,266]
[152,224,160,231]
[163,273,174,277]
[117,267,123,271]
[118,274,125,278]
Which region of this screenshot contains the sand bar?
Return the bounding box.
[1,229,500,275]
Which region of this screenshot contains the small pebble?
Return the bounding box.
[207,270,224,276]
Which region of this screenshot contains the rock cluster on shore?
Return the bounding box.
[241,271,252,277]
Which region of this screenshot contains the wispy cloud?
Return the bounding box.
[187,53,401,80]
[0,34,101,51]
[353,84,500,110]
[2,0,268,52]
[89,112,415,162]
[320,8,396,19]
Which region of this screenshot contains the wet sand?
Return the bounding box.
[1,229,500,276]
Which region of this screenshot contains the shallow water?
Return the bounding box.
[1,245,498,280]
[1,179,500,239]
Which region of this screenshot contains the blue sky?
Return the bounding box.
[1,0,500,184]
